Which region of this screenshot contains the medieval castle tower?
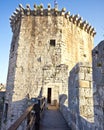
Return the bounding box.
[2,3,96,129]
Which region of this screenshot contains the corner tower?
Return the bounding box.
[2,3,96,129]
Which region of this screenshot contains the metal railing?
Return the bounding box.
[8,97,45,130]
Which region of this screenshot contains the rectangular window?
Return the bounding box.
[50,40,56,46]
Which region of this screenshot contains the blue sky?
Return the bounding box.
[0,0,104,84]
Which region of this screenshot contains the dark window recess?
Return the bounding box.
[4,103,8,121]
[50,40,56,46]
[37,57,41,62]
[95,50,98,54]
[47,88,52,103]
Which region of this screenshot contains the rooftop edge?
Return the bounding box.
[10,3,96,37]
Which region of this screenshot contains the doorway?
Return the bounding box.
[47,88,52,103]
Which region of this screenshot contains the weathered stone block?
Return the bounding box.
[85,74,92,81]
[80,88,93,97]
[79,80,90,88]
[78,73,84,80]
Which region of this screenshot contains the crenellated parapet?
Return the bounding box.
[10,3,96,36]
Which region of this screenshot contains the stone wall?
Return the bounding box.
[60,62,94,130]
[42,64,68,105]
[61,18,94,70]
[92,40,104,130]
[2,4,95,129]
[1,19,21,130]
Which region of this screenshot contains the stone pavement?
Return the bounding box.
[40,107,71,130]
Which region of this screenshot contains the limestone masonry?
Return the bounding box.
[60,62,95,130]
[92,41,104,130]
[2,3,102,130]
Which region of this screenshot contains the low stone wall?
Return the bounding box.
[60,104,71,126]
[92,40,104,130]
[60,62,95,130]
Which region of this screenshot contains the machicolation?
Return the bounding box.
[10,4,96,36]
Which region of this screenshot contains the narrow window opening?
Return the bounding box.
[50,40,56,46]
[95,50,98,54]
[47,88,52,103]
[4,103,8,121]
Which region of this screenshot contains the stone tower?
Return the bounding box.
[2,3,96,129]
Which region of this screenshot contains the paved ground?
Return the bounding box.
[40,107,71,130]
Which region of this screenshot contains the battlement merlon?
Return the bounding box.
[9,3,96,37]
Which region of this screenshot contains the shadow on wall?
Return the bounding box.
[1,20,22,130]
[60,62,95,130]
[2,86,44,130]
[1,94,30,130]
[59,94,67,105]
[38,87,43,98]
[92,41,104,130]
[4,87,44,125]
